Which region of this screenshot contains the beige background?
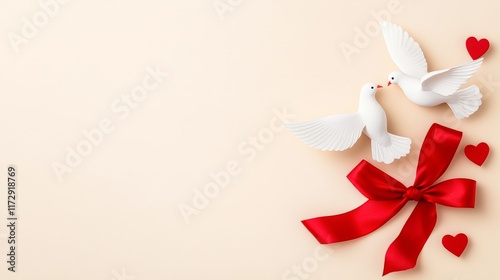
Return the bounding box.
[0,0,499,279]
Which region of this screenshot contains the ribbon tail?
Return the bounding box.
[383,201,437,276]
[302,199,406,244]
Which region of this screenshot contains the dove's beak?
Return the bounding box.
[377,85,383,88]
[387,81,392,86]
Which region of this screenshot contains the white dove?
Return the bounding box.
[286,82,411,164]
[380,21,483,119]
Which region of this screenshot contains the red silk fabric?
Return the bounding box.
[301,124,476,275]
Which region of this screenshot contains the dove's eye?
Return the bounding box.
[371,86,374,89]
[391,77,394,80]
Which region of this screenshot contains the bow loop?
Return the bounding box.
[347,160,406,200]
[413,124,463,187]
[422,178,476,207]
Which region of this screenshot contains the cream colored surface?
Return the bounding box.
[0,0,498,279]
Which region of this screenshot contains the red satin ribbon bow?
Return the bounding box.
[302,124,476,275]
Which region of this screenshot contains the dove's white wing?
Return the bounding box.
[285,114,365,151]
[380,21,428,78]
[420,58,483,96]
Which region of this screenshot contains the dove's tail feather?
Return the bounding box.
[447,85,482,119]
[371,134,411,164]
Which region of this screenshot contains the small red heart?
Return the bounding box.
[464,142,490,166]
[442,233,468,257]
[466,37,490,60]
